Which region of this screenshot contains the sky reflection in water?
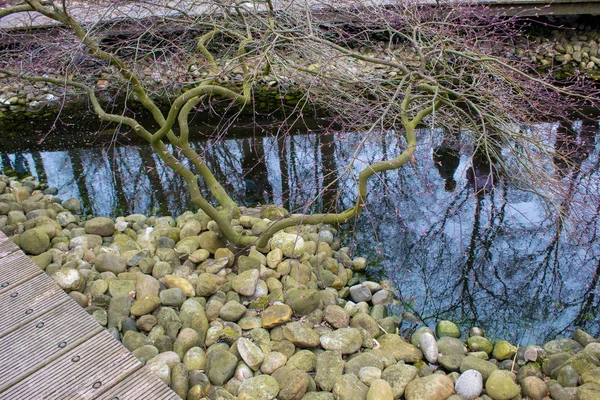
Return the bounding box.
[1,113,600,345]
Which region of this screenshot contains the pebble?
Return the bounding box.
[455,369,483,399]
[419,331,439,364]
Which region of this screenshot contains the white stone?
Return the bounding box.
[115,220,128,231]
[455,369,483,400]
[419,332,439,364]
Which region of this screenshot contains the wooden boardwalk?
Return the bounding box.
[0,232,180,400]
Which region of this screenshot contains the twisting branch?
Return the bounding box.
[2,0,597,249]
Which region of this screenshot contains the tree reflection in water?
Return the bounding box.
[1,117,600,344]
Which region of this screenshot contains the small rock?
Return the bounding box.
[231,269,260,296]
[238,337,264,371]
[84,217,115,236]
[455,369,483,400]
[332,374,369,400]
[377,334,423,363]
[381,363,417,399]
[164,274,195,297]
[206,349,238,386]
[283,322,320,348]
[52,268,85,292]
[460,356,498,381]
[315,351,345,392]
[198,231,225,254]
[261,351,288,374]
[419,332,438,364]
[521,376,549,400]
[492,340,517,361]
[271,232,305,258]
[320,327,363,354]
[19,228,50,255]
[405,374,454,400]
[436,320,461,339]
[367,379,394,400]
[287,350,316,372]
[349,284,372,303]
[160,288,186,307]
[324,305,350,329]
[132,345,159,364]
[130,294,161,317]
[122,330,153,352]
[238,375,280,400]
[485,370,520,400]
[219,300,247,322]
[95,253,127,274]
[183,347,207,371]
[174,328,200,360]
[359,366,382,386]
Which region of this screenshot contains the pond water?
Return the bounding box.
[2,108,600,345]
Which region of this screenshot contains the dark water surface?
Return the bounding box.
[2,109,600,345]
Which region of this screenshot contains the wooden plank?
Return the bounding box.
[0,234,18,258]
[0,329,142,400]
[0,251,43,295]
[93,367,181,400]
[0,299,103,392]
[0,237,178,399]
[0,272,69,337]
